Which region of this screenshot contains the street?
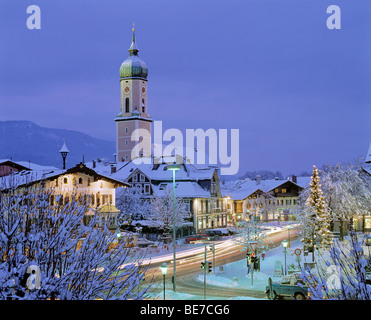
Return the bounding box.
[140,227,301,299]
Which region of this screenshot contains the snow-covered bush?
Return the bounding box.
[300,231,371,300]
[147,187,189,238]
[116,186,149,221]
[0,178,150,300]
[321,162,371,240]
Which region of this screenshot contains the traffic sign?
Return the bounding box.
[249,242,257,253]
[294,248,302,256]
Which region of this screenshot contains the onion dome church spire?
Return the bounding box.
[119,24,148,80]
[115,24,152,163]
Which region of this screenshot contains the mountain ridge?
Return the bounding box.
[0,120,115,169]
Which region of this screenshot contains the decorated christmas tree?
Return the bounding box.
[305,165,333,250]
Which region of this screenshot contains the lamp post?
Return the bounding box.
[160,263,168,300]
[167,164,181,293]
[282,239,288,275]
[59,141,69,170]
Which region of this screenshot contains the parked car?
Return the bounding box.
[204,230,222,240]
[185,234,210,243]
[226,227,238,235]
[212,228,230,236]
[265,274,308,300]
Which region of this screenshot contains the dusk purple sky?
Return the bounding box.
[0,0,370,176]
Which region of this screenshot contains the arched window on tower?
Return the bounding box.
[125,98,130,113]
[142,99,145,113]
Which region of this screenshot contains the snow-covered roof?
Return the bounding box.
[59,142,70,153]
[15,161,59,172]
[0,159,58,172]
[152,181,210,198]
[365,142,371,164]
[363,165,371,176]
[86,156,216,183]
[0,169,63,190]
[221,177,311,200]
[0,163,127,190]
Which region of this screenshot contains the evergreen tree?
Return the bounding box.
[305,165,333,249]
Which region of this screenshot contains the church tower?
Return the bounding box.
[115,25,152,162]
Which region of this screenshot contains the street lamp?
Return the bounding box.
[166,163,181,293]
[282,239,288,275]
[160,263,168,300]
[59,141,69,170]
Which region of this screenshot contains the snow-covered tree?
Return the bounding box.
[233,211,269,274]
[147,187,189,240]
[300,231,371,300]
[116,186,149,221]
[0,177,150,300]
[245,191,276,222]
[321,162,371,240]
[302,165,332,251]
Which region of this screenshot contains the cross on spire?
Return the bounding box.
[129,22,139,56]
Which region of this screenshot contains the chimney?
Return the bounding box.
[111,165,116,174]
[292,175,297,183]
[92,160,96,168]
[256,175,261,185]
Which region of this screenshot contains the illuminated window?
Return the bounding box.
[144,184,150,194]
[282,189,287,193]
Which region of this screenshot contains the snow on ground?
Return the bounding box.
[146,237,304,300]
[147,285,262,301]
[144,222,306,300]
[194,238,304,293]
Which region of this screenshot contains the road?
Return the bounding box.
[140,227,301,299]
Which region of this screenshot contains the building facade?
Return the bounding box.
[86,158,229,235]
[222,176,310,224]
[1,163,128,230]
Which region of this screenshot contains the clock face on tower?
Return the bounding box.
[124,86,130,93]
